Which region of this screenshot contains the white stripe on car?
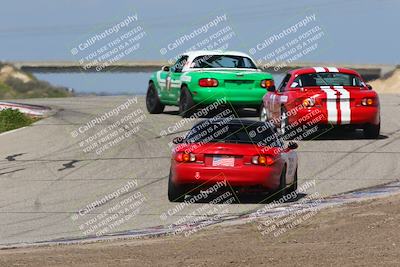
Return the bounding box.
[327,67,339,72]
[321,86,338,124]
[334,86,351,124]
[313,67,326,72]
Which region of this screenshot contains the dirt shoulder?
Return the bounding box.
[370,68,400,94]
[1,194,400,267]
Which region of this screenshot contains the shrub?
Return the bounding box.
[0,108,36,133]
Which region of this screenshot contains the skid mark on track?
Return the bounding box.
[5,153,25,161]
[0,168,24,176]
[58,160,80,171]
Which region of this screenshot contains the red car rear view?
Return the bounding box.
[168,119,298,202]
[260,67,381,138]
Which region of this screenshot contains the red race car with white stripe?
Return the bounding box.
[260,67,380,138]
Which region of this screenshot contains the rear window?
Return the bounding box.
[185,121,283,147]
[291,72,364,87]
[191,55,257,69]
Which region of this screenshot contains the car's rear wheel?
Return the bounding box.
[146,82,165,114]
[168,171,185,202]
[231,106,242,117]
[277,165,287,197]
[179,86,194,118]
[259,104,268,122]
[279,106,289,136]
[363,122,380,139]
[286,168,298,194]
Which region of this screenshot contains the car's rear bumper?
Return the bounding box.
[288,106,380,126]
[191,88,267,107]
[171,162,281,190]
[349,106,380,125]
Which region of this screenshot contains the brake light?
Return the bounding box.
[251,155,274,165]
[175,152,196,162]
[199,78,218,87]
[260,79,274,89]
[302,97,315,107]
[361,97,375,106]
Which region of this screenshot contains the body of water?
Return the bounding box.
[34,72,285,95]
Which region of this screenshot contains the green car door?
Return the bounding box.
[168,56,188,103]
[158,55,187,104]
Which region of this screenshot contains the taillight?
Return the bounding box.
[361,97,375,106]
[199,78,218,87]
[302,97,315,107]
[260,79,274,89]
[251,155,274,165]
[175,152,196,162]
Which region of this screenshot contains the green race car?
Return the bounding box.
[146,50,275,117]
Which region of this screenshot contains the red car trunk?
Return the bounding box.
[171,143,284,190]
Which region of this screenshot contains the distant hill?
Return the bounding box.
[0,62,74,99]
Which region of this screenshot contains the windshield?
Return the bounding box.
[185,121,283,147]
[291,73,364,87]
[191,55,257,69]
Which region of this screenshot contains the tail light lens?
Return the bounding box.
[251,155,274,166]
[175,152,196,162]
[302,97,315,107]
[361,97,375,106]
[260,79,274,89]
[199,78,218,87]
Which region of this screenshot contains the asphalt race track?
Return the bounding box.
[0,94,399,245]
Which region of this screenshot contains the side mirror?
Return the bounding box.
[161,65,170,72]
[267,85,276,92]
[287,141,298,150]
[172,137,184,144]
[366,84,373,90]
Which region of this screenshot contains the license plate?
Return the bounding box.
[212,156,235,167]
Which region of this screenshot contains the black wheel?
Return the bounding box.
[146,82,165,114]
[231,106,242,117]
[259,104,268,122]
[179,87,195,118]
[277,165,287,197]
[363,122,380,139]
[168,171,185,202]
[279,106,289,136]
[286,168,298,194]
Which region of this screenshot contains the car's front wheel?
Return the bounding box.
[363,122,380,139]
[179,86,194,118]
[168,172,185,202]
[146,82,165,114]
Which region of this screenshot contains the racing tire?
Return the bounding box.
[363,122,380,139]
[279,106,289,137]
[259,104,268,122]
[277,165,287,198]
[286,168,298,194]
[179,86,195,118]
[231,106,242,117]
[168,172,185,202]
[146,82,165,114]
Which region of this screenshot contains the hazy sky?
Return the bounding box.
[0,0,398,64]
